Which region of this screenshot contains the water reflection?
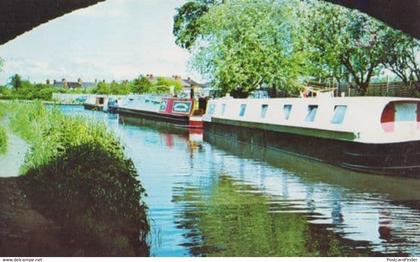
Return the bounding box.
[204,134,420,256]
[174,175,381,256]
[59,105,420,256]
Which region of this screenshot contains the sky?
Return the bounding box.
[0,0,196,84]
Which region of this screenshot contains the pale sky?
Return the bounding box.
[0,0,196,84]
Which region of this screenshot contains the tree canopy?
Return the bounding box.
[173,0,420,97]
[190,0,306,96]
[304,1,404,94]
[173,0,222,50]
[382,31,420,88]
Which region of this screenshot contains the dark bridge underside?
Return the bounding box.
[0,0,105,45]
[326,0,420,40]
[0,0,419,46]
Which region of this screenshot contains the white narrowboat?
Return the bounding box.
[83,95,108,111]
[203,96,420,176]
[84,95,126,112]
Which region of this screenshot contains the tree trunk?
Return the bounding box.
[270,85,277,98]
[359,82,369,95]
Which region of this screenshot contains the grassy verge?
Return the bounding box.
[8,102,149,256]
[0,103,7,154]
[0,127,6,155]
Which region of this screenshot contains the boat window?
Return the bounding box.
[172,101,192,113]
[261,104,269,118]
[381,102,420,132]
[159,100,167,111]
[239,104,247,117]
[207,104,216,115]
[221,104,226,115]
[305,105,318,122]
[395,103,417,121]
[331,105,347,124]
[283,104,292,120]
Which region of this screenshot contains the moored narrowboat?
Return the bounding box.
[83,95,107,111]
[203,96,420,177]
[106,96,126,113]
[117,95,204,129]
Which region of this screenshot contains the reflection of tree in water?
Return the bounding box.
[331,190,344,225]
[173,176,379,257]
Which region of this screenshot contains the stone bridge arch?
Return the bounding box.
[0,0,419,45]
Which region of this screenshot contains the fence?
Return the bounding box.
[307,81,420,98]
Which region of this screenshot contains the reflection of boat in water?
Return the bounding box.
[204,96,420,177]
[200,136,420,255]
[117,95,204,129]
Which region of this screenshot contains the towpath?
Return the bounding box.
[0,118,63,256]
[0,118,28,177]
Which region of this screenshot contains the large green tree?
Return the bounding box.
[304,1,393,94]
[190,0,306,97]
[173,0,222,50]
[382,30,420,88]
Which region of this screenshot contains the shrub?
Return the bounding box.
[9,102,149,256]
[23,143,149,255]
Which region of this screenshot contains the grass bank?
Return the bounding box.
[0,103,8,154]
[7,102,149,256]
[0,128,6,154]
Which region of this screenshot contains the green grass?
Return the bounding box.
[0,102,8,155]
[7,102,149,255]
[0,127,6,155]
[9,102,123,171]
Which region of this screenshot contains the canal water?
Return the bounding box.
[61,105,420,257]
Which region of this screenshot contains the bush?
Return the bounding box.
[9,102,149,256]
[24,143,149,255]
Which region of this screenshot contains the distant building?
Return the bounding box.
[51,78,97,89]
[143,74,205,96]
[169,75,206,97]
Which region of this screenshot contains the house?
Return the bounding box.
[51,78,97,89]
[170,75,205,97]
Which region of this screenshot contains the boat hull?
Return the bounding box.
[204,120,420,177]
[83,104,103,111]
[118,107,191,126]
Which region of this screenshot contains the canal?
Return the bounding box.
[61,105,420,257]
